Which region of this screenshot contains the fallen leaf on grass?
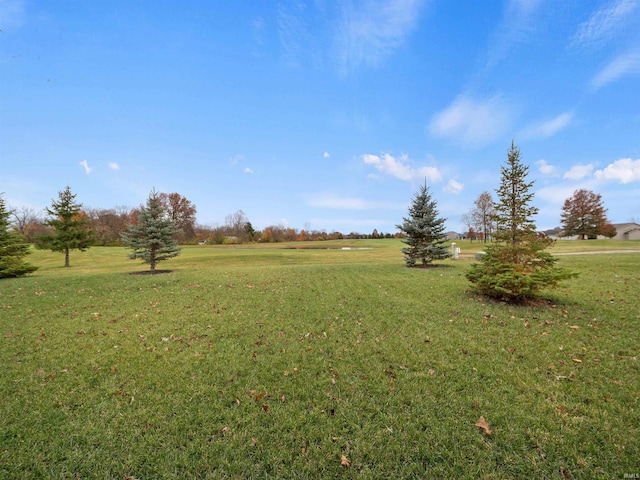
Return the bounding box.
[559,466,571,479]
[572,358,582,363]
[4,333,12,338]
[475,416,492,436]
[262,404,269,412]
[340,455,351,467]
[569,325,579,330]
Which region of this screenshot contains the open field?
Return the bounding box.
[1,240,639,478]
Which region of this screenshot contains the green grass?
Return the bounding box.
[1,240,639,478]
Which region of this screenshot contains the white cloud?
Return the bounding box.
[520,112,573,139]
[244,167,254,174]
[595,158,640,183]
[108,162,120,170]
[591,51,640,89]
[79,160,91,175]
[444,179,464,194]
[323,151,330,158]
[563,163,594,180]
[536,159,559,175]
[362,153,442,182]
[308,193,402,211]
[333,0,423,75]
[428,95,515,147]
[571,0,639,49]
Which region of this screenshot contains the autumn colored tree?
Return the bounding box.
[466,142,575,301]
[86,206,134,245]
[397,181,450,266]
[472,191,495,242]
[601,222,617,239]
[0,195,38,278]
[121,190,181,273]
[37,186,94,267]
[158,192,197,243]
[560,189,609,239]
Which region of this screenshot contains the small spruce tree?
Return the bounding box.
[121,189,181,272]
[0,195,38,278]
[37,186,94,267]
[397,181,450,267]
[466,142,576,301]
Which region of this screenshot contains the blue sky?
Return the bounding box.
[1,0,639,234]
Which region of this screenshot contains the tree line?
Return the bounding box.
[6,195,398,248]
[461,186,616,242]
[0,140,615,301]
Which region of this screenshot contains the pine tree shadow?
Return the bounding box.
[128,270,174,275]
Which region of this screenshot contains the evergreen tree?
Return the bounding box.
[0,195,38,278]
[466,142,576,301]
[397,182,450,267]
[37,186,94,267]
[121,189,181,272]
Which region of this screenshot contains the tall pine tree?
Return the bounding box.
[0,195,38,278]
[466,142,576,301]
[121,189,181,273]
[397,181,450,267]
[37,186,94,267]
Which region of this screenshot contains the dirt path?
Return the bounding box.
[554,250,640,255]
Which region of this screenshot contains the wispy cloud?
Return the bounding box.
[563,163,594,180]
[244,167,254,174]
[536,159,559,176]
[484,0,543,69]
[590,50,640,89]
[595,158,640,183]
[230,154,245,166]
[277,2,308,66]
[362,153,442,183]
[571,0,639,50]
[275,0,423,75]
[108,162,120,171]
[323,151,330,158]
[428,94,515,147]
[520,112,573,139]
[308,193,401,210]
[79,160,91,175]
[444,179,464,194]
[0,0,26,30]
[333,0,423,75]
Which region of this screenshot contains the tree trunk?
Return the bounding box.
[64,248,70,267]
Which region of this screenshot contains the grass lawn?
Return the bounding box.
[1,240,638,478]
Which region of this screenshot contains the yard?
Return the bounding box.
[1,240,638,478]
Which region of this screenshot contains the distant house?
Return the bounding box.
[611,222,640,240]
[553,222,640,240]
[446,231,463,241]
